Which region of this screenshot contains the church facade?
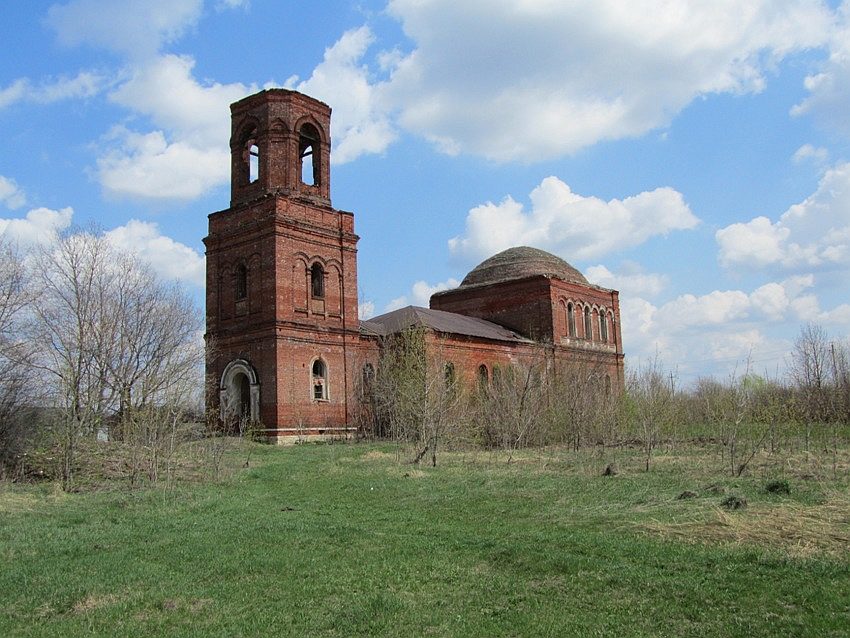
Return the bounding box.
[205,89,624,442]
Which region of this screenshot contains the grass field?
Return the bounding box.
[1,441,848,637]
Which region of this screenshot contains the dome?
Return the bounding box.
[460,246,588,288]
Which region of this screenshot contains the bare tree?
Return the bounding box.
[368,328,464,466]
[27,230,203,489]
[0,239,36,478]
[625,356,678,471]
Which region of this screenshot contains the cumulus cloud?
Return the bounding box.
[620,275,825,378]
[0,177,26,210]
[0,207,74,245]
[584,263,668,298]
[103,219,205,287]
[792,2,850,137]
[793,143,829,165]
[97,54,251,199]
[47,0,203,59]
[383,277,460,312]
[717,162,850,270]
[449,176,698,262]
[382,0,832,160]
[289,27,396,163]
[0,71,106,109]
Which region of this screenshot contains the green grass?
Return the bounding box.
[1,442,849,637]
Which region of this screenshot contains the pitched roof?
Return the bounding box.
[361,306,532,343]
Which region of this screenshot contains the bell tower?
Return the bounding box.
[205,89,361,440]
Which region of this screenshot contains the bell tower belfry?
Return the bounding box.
[205,89,361,441]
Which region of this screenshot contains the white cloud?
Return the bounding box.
[792,143,829,164]
[97,54,251,199]
[358,300,375,320]
[0,72,106,109]
[449,176,698,262]
[47,0,203,59]
[0,207,74,245]
[792,2,850,137]
[584,263,667,298]
[383,0,832,160]
[290,27,396,163]
[0,177,26,210]
[619,274,833,379]
[384,295,407,313]
[383,277,460,313]
[717,162,850,271]
[103,219,204,287]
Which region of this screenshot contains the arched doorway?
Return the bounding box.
[220,359,260,424]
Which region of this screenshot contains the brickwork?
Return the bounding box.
[205,88,625,442]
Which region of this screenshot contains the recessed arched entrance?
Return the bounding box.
[220,359,260,424]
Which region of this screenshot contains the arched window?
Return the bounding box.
[444,362,456,388]
[299,123,321,186]
[312,359,328,401]
[311,263,324,299]
[600,311,609,343]
[567,302,576,337]
[248,143,259,183]
[477,364,489,388]
[362,363,375,388]
[584,306,592,340]
[235,263,247,300]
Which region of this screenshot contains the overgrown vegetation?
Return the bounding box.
[0,231,203,489]
[359,324,850,481]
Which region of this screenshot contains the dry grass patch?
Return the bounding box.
[72,593,120,614]
[643,490,850,558]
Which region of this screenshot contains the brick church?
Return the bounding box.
[205,89,625,442]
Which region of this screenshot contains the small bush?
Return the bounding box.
[720,494,747,510]
[764,479,791,495]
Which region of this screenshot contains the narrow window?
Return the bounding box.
[477,364,489,388]
[600,312,609,343]
[444,362,455,388]
[567,302,576,337]
[584,306,592,340]
[605,375,612,396]
[312,359,327,401]
[248,143,259,183]
[362,363,375,388]
[235,263,247,300]
[299,124,321,186]
[311,263,324,298]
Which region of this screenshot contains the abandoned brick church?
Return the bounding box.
[205,89,625,441]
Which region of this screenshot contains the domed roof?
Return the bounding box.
[460,246,588,288]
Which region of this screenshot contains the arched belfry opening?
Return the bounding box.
[299,122,321,187]
[220,359,260,425]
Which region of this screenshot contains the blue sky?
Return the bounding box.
[2,0,850,384]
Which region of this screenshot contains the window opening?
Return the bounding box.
[248,143,259,183]
[584,307,592,340]
[567,302,576,337]
[362,363,375,388]
[235,263,247,300]
[312,359,327,400]
[600,312,609,343]
[311,263,325,298]
[477,364,489,388]
[299,124,321,186]
[444,362,455,388]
